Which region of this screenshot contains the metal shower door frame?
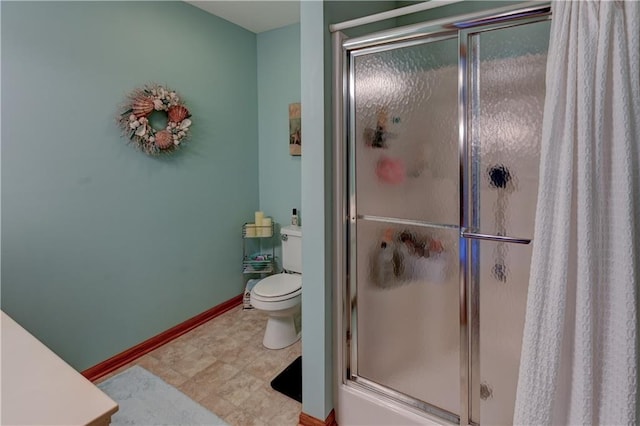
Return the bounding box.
[332,3,551,425]
[460,15,552,424]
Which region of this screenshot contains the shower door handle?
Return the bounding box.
[461,229,531,245]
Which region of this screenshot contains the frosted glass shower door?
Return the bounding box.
[466,20,551,425]
[351,37,460,419]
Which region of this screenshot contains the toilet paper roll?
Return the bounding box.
[261,218,273,237]
[245,223,257,238]
[255,211,264,227]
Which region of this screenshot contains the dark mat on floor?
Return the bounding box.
[271,356,302,403]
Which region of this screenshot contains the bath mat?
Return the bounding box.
[97,365,228,425]
[271,356,302,403]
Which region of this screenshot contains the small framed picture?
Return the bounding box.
[289,102,301,156]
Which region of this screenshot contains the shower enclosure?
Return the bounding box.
[333,3,551,425]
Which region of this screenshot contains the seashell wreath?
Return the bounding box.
[117,83,192,155]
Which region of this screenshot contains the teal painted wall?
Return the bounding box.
[300,1,329,419]
[300,1,398,419]
[1,1,258,370]
[257,23,301,264]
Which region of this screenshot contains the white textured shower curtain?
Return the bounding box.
[514,1,639,425]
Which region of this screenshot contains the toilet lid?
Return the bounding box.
[253,273,301,298]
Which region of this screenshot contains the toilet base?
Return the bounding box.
[263,310,300,349]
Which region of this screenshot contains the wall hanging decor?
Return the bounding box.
[289,102,301,156]
[117,83,192,155]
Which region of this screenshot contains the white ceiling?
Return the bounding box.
[186,1,300,34]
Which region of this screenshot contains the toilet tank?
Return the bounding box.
[281,225,302,273]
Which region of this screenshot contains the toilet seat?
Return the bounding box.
[252,273,301,302]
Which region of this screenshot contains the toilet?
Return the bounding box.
[250,225,302,349]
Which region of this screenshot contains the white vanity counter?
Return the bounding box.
[1,311,118,425]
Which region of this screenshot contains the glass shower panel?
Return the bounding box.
[353,38,458,225]
[471,21,550,425]
[476,241,534,425]
[473,21,551,240]
[356,220,460,415]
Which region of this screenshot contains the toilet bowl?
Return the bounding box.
[250,225,302,350]
[251,272,302,349]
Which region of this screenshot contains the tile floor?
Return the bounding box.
[96,306,302,426]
